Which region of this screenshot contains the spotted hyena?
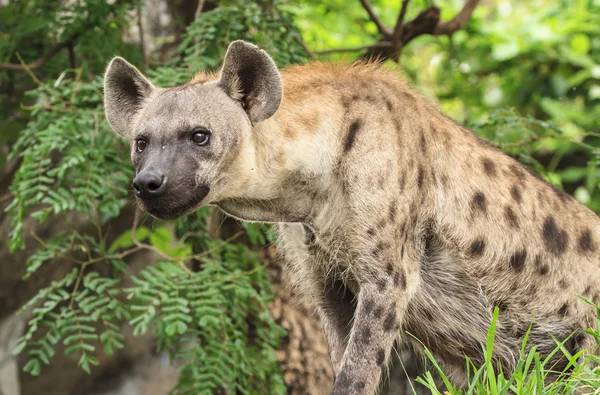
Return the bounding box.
[103,40,600,394]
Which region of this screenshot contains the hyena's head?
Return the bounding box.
[103,41,282,219]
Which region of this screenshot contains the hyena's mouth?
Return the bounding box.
[137,185,210,220]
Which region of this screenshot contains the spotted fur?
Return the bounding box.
[104,40,600,395]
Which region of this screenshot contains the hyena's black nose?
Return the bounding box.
[132,170,166,198]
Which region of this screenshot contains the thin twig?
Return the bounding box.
[78,246,144,266]
[358,0,393,36]
[293,33,316,60]
[194,0,207,21]
[0,33,79,72]
[131,207,191,273]
[391,0,411,58]
[30,231,83,264]
[187,231,245,261]
[14,53,42,86]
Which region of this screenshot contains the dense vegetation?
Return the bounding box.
[1,0,598,394]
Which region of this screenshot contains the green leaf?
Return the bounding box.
[12,341,26,355]
[23,358,41,376]
[570,33,590,55]
[492,41,520,61]
[149,227,173,255]
[108,226,151,252]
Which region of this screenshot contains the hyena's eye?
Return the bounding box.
[191,129,210,146]
[136,138,147,153]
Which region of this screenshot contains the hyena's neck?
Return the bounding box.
[217,103,340,223]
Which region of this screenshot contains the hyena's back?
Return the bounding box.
[276,60,600,386]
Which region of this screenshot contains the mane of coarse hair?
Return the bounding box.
[280,57,412,92]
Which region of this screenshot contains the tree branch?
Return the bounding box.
[359,0,393,37]
[194,0,207,21]
[0,33,79,72]
[315,0,480,62]
[399,6,441,45]
[391,0,411,61]
[137,3,148,72]
[434,0,479,35]
[293,34,316,59]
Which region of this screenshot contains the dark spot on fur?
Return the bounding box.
[378,174,386,189]
[344,120,361,152]
[372,241,384,257]
[542,216,569,255]
[558,303,569,316]
[393,115,402,132]
[367,227,376,236]
[386,262,394,275]
[509,164,523,178]
[471,192,487,214]
[510,249,527,271]
[400,269,407,290]
[578,229,595,253]
[511,186,522,203]
[470,239,485,256]
[420,133,427,153]
[584,285,592,296]
[551,184,571,203]
[377,278,388,292]
[359,326,372,343]
[535,256,549,275]
[335,371,352,389]
[417,167,425,189]
[376,348,385,366]
[496,300,508,311]
[392,271,400,287]
[511,163,544,182]
[559,279,568,289]
[363,298,374,315]
[398,172,406,193]
[504,206,519,228]
[389,201,397,222]
[385,99,393,112]
[364,95,377,104]
[374,305,384,319]
[440,174,449,189]
[355,381,366,391]
[482,158,496,177]
[383,310,397,331]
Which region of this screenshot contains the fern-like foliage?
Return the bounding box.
[126,244,286,394]
[6,74,132,252]
[6,1,309,393]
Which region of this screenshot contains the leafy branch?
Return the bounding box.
[0,33,80,72]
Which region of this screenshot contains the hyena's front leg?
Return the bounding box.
[277,223,357,375]
[329,276,417,395]
[329,217,421,394]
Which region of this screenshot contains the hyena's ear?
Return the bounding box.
[103,57,155,137]
[217,40,283,125]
